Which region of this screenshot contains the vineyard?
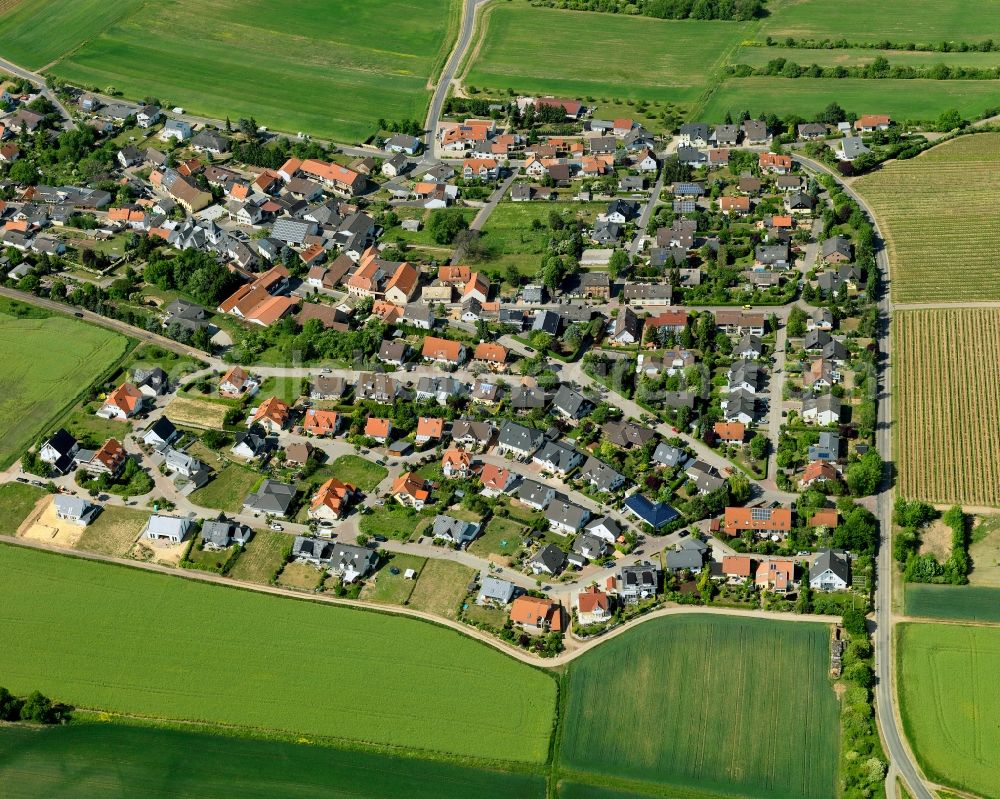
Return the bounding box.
[894,309,1000,506]
[854,134,1000,304]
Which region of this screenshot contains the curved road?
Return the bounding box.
[0,55,75,129]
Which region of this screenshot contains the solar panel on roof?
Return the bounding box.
[751,507,771,521]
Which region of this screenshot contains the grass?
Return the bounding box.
[892,310,1000,507]
[558,614,840,799]
[163,396,229,429]
[469,516,528,560]
[19,0,461,143]
[897,623,1000,797]
[733,46,1000,70]
[557,784,732,799]
[0,483,46,533]
[276,561,325,591]
[254,375,306,406]
[360,553,427,605]
[360,504,429,541]
[465,5,748,108]
[182,534,239,573]
[74,506,148,557]
[854,135,1000,304]
[0,304,128,469]
[227,530,288,583]
[0,722,546,799]
[0,543,557,763]
[328,454,388,493]
[189,463,261,514]
[970,516,1000,586]
[904,585,1000,623]
[407,558,477,621]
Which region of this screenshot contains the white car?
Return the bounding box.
[269,522,284,532]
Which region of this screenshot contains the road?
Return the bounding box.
[628,168,665,258]
[793,154,933,799]
[450,171,516,264]
[0,55,75,130]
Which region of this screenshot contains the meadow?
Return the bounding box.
[0,544,557,763]
[4,0,461,142]
[892,310,1000,507]
[904,585,1000,622]
[558,614,839,799]
[0,301,128,469]
[464,5,748,107]
[896,623,1000,797]
[328,454,388,493]
[854,134,1000,303]
[189,463,261,513]
[0,482,45,534]
[0,723,546,799]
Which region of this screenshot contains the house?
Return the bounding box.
[721,555,755,584]
[652,442,688,469]
[98,382,145,420]
[602,419,654,450]
[231,427,272,460]
[576,585,612,624]
[328,543,378,583]
[356,373,401,404]
[583,516,622,546]
[573,532,609,563]
[159,119,192,142]
[86,438,128,478]
[251,396,290,433]
[413,416,444,445]
[463,158,499,181]
[756,559,796,593]
[708,148,730,168]
[836,136,870,162]
[442,448,473,478]
[243,479,297,518]
[217,265,296,327]
[800,460,840,488]
[679,123,710,148]
[798,123,827,140]
[759,152,792,174]
[720,196,750,216]
[432,514,480,547]
[480,463,516,496]
[742,119,768,144]
[382,153,409,178]
[809,308,835,333]
[365,417,393,444]
[623,494,679,531]
[756,243,791,269]
[533,440,583,477]
[451,419,495,450]
[676,146,707,167]
[310,374,347,401]
[802,395,842,426]
[609,307,642,346]
[385,134,421,155]
[623,283,674,306]
[39,428,79,474]
[291,535,331,567]
[785,191,815,215]
[821,235,853,264]
[143,514,193,543]
[401,302,435,330]
[190,129,229,154]
[619,562,661,603]
[422,336,466,366]
[803,357,839,389]
[302,409,341,437]
[665,538,706,573]
[219,366,258,398]
[712,125,740,146]
[284,442,314,468]
[392,472,430,509]
[516,479,555,511]
[477,576,516,606]
[722,506,794,537]
[529,542,569,574]
[721,392,755,424]
[811,549,851,591]
[551,385,592,421]
[734,334,763,360]
[854,114,892,133]
[591,219,621,244]
[473,342,508,368]
[384,262,419,307]
[377,339,409,367]
[202,519,252,550]
[133,366,168,398]
[603,199,639,224]
[808,431,841,463]
[309,478,357,521]
[415,375,466,406]
[713,422,746,445]
[578,456,625,493]
[53,495,99,526]
[136,105,161,127]
[497,421,545,459]
[728,360,763,394]
[509,595,564,633]
[715,310,766,336]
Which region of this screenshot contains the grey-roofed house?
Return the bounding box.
[328,542,378,583]
[432,515,481,547]
[810,549,851,591]
[803,329,832,351]
[603,420,655,449]
[798,123,828,139]
[190,129,230,154]
[202,519,252,550]
[545,500,590,536]
[722,390,758,425]
[578,456,625,493]
[271,218,316,245]
[401,302,435,330]
[40,428,79,475]
[498,421,545,459]
[686,460,726,494]
[734,334,763,360]
[728,360,763,394]
[415,375,466,406]
[609,307,642,345]
[822,339,849,363]
[585,516,623,545]
[572,532,609,563]
[142,417,180,450]
[143,514,193,543]
[821,235,853,264]
[619,562,661,603]
[653,442,688,469]
[529,543,568,575]
[533,440,583,477]
[808,431,841,462]
[53,495,100,526]
[510,385,547,412]
[591,219,621,244]
[231,427,273,460]
[551,385,592,421]
[836,136,870,162]
[802,394,842,426]
[665,539,706,573]
[532,309,561,336]
[163,447,210,486]
[517,479,555,510]
[477,576,516,606]
[242,479,297,518]
[755,243,791,269]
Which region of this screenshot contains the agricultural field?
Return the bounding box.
[0,301,128,469]
[854,134,1000,303]
[558,615,839,799]
[189,463,261,514]
[0,483,46,534]
[893,310,1000,507]
[0,544,557,763]
[227,529,288,583]
[0,723,546,799]
[969,516,1000,586]
[904,585,1000,623]
[897,623,1000,797]
[464,5,748,108]
[8,0,460,143]
[328,455,388,493]
[74,506,148,557]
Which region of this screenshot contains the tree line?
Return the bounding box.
[531,0,766,22]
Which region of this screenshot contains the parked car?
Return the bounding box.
[269,522,284,531]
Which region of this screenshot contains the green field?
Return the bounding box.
[759,0,1000,44]
[0,723,546,799]
[189,463,261,514]
[0,482,45,534]
[897,623,1000,797]
[558,615,839,799]
[329,454,389,493]
[0,544,556,763]
[733,46,1000,70]
[465,5,748,107]
[854,135,1000,303]
[4,0,461,142]
[700,77,1000,124]
[0,303,128,469]
[904,585,1000,622]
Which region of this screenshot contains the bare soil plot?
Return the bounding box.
[19,496,86,548]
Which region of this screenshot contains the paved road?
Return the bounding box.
[628,168,665,259]
[794,154,933,799]
[450,172,516,264]
[0,55,75,130]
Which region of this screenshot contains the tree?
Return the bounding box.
[0,687,22,721]
[727,472,751,504]
[845,450,883,497]
[787,305,808,338]
[842,607,867,637]
[935,108,965,132]
[427,210,468,245]
[608,249,629,281]
[749,433,768,461]
[19,690,54,723]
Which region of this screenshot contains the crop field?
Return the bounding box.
[854,135,1000,303]
[897,623,1000,797]
[4,0,460,143]
[464,5,748,108]
[227,530,288,583]
[700,77,1000,125]
[163,396,229,429]
[558,615,839,799]
[0,544,556,762]
[0,303,128,469]
[893,310,1000,507]
[904,585,1000,623]
[0,723,546,799]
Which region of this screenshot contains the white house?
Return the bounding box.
[143,514,193,543]
[810,549,850,591]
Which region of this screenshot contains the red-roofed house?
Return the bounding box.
[392,471,430,509]
[800,460,839,488]
[415,416,444,445]
[220,366,258,398]
[252,396,290,433]
[722,506,794,537]
[643,309,689,339]
[759,152,792,174]
[298,159,366,196]
[473,342,508,368]
[756,559,796,593]
[422,336,467,366]
[87,437,128,477]
[308,478,357,522]
[721,555,756,583]
[302,409,341,437]
[576,585,611,624]
[98,383,146,420]
[713,422,746,445]
[721,196,751,215]
[384,262,419,307]
[463,158,499,181]
[854,115,892,132]
[480,463,515,496]
[441,448,472,478]
[509,595,565,633]
[365,417,393,444]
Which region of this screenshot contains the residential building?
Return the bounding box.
[431,515,480,547]
[392,472,430,509]
[722,506,794,537]
[529,543,568,575]
[811,549,851,591]
[243,479,297,518]
[509,595,564,633]
[143,514,193,543]
[618,562,661,603]
[309,478,357,521]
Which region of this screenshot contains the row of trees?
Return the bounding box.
[535,0,766,22]
[735,55,1000,82]
[0,687,64,724]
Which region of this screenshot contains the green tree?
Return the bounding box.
[427,210,468,245]
[787,306,808,338]
[19,690,54,723]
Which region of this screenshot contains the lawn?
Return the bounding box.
[558,615,840,799]
[276,561,325,591]
[255,375,306,406]
[360,504,429,541]
[0,722,546,799]
[19,0,461,142]
[407,558,477,621]
[328,455,388,493]
[897,623,1000,797]
[163,397,229,429]
[469,516,528,560]
[74,506,149,557]
[189,464,261,514]
[464,5,748,108]
[0,544,557,763]
[0,303,128,469]
[181,534,239,574]
[227,530,289,583]
[854,135,1000,303]
[0,483,46,534]
[904,585,1000,623]
[360,553,427,605]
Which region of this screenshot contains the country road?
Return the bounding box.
[0,54,75,129]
